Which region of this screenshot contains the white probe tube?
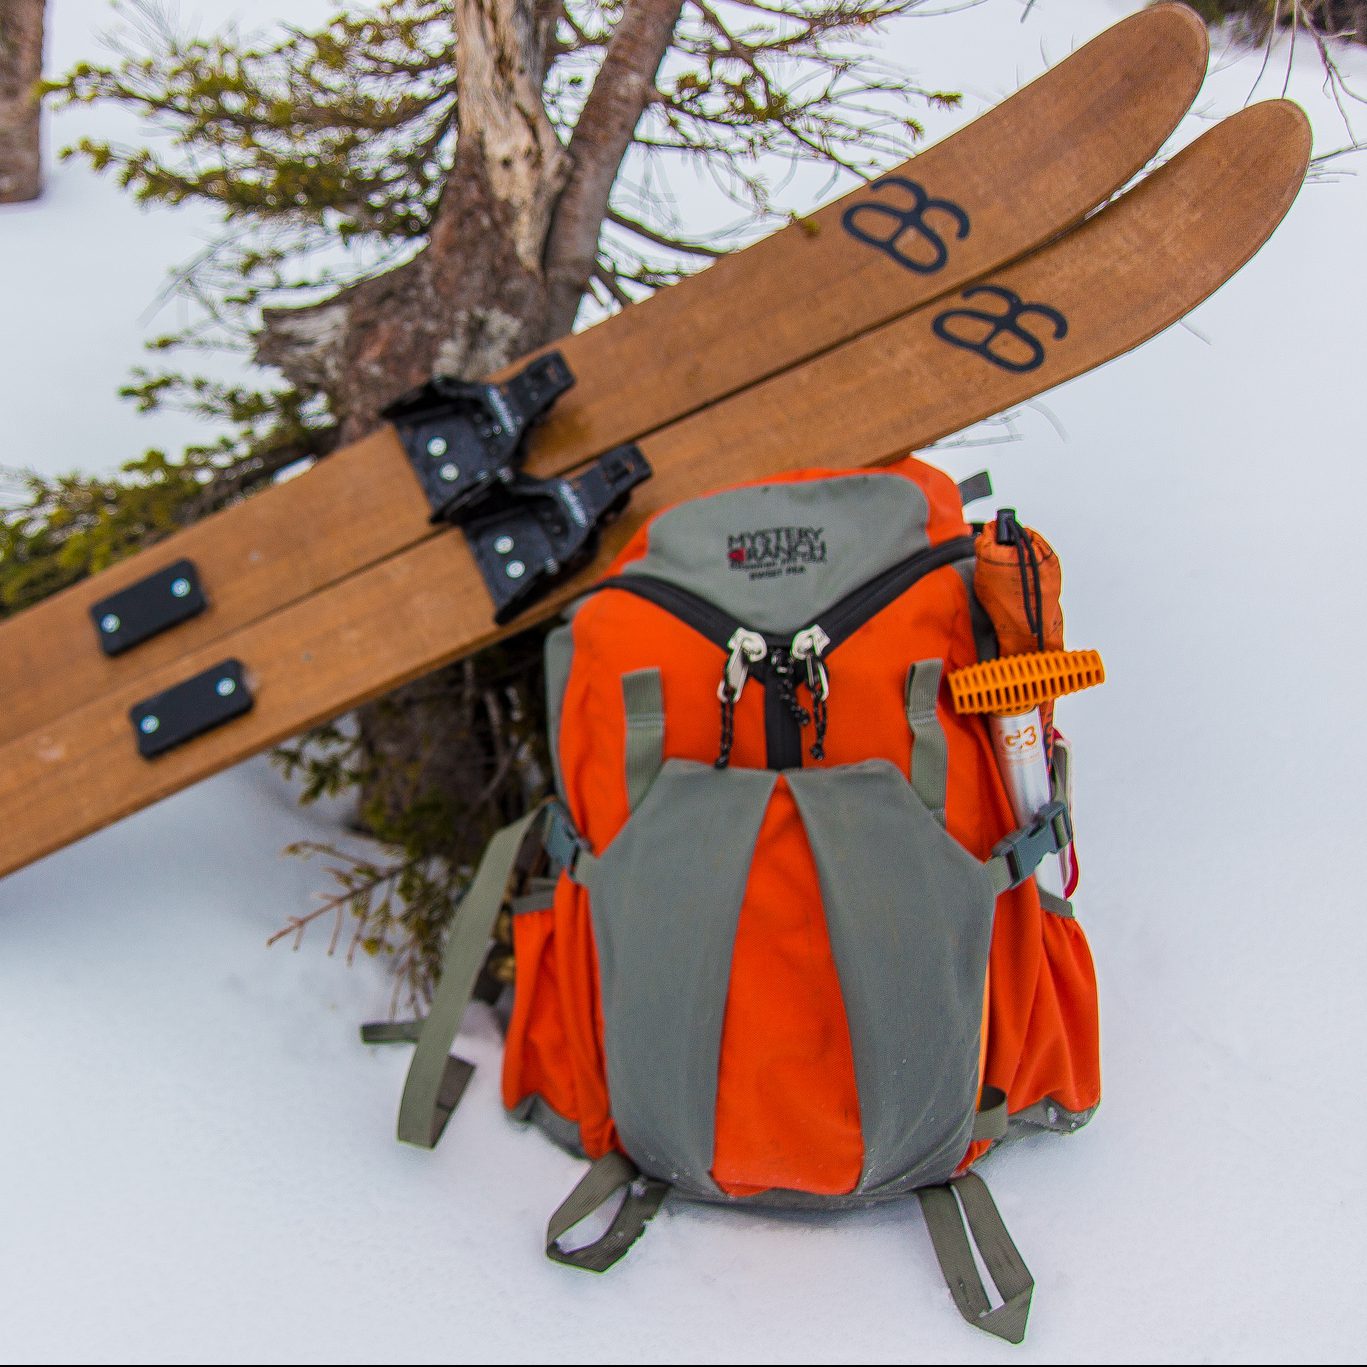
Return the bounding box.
[987,708,1066,898]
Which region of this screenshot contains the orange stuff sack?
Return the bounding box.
[389,457,1100,1344]
[974,511,1066,744]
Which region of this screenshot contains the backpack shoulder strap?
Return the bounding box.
[363,802,552,1149]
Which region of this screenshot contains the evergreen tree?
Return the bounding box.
[18,0,962,1003]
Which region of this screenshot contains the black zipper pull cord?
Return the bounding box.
[810,692,828,761]
[772,651,812,732]
[715,628,767,769]
[791,626,831,763]
[716,691,736,770]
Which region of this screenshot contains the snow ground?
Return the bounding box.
[2,0,1366,1362]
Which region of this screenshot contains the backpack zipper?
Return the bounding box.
[595,535,975,769]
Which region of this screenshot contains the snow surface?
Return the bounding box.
[3,1,1366,1361]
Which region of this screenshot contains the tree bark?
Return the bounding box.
[0,0,45,205]
[257,0,569,443]
[252,1,686,839]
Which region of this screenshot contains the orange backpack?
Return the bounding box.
[372,455,1100,1344]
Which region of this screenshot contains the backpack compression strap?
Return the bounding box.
[360,801,552,1148]
[985,800,1074,895]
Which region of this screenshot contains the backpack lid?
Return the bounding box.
[605,458,971,633]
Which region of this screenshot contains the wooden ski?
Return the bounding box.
[0,4,1209,746]
[0,100,1310,880]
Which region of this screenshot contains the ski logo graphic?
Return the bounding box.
[931,285,1069,373]
[840,177,971,275]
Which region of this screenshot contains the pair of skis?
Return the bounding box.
[0,4,1309,881]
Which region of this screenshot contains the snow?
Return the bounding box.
[3,0,1366,1361]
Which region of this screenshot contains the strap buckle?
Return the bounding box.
[543,800,589,879]
[992,799,1073,889]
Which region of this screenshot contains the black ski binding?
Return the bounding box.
[462,445,653,624]
[383,352,575,522]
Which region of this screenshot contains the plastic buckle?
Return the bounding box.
[383,352,574,522]
[460,444,652,624]
[543,801,588,878]
[993,799,1073,889]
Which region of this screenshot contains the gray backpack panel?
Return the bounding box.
[618,473,933,632]
[787,761,996,1195]
[581,760,778,1196]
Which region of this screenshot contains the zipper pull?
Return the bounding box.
[791,624,831,762]
[715,627,766,771]
[791,624,831,701]
[719,627,768,701]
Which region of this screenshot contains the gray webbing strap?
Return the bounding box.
[1037,888,1075,920]
[956,470,994,506]
[511,876,558,916]
[546,1151,668,1273]
[905,660,948,823]
[917,1172,1034,1344]
[359,1020,423,1045]
[396,803,549,1149]
[971,1086,1008,1143]
[1051,735,1072,805]
[622,668,665,811]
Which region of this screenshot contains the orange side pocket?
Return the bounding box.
[1010,911,1101,1119]
[501,898,580,1127]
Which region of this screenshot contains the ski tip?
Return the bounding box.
[1258,97,1314,162]
[1121,2,1210,71]
[1229,98,1314,185]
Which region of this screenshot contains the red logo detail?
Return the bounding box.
[728,548,746,564]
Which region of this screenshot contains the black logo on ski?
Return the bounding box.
[931,285,1068,373]
[841,178,970,274]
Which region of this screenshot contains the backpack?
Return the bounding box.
[368,454,1101,1344]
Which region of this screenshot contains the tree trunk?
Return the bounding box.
[256,0,570,840]
[0,0,45,204]
[253,0,684,841]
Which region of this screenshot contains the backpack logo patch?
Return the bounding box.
[727,527,827,579]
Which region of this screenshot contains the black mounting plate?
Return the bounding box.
[129,659,253,759]
[91,559,207,657]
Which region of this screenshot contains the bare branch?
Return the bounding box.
[593,264,635,307]
[543,0,687,333]
[607,206,726,256]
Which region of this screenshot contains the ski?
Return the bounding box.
[0,4,1209,747]
[0,99,1309,880]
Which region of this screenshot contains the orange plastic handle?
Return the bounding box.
[948,648,1105,716]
